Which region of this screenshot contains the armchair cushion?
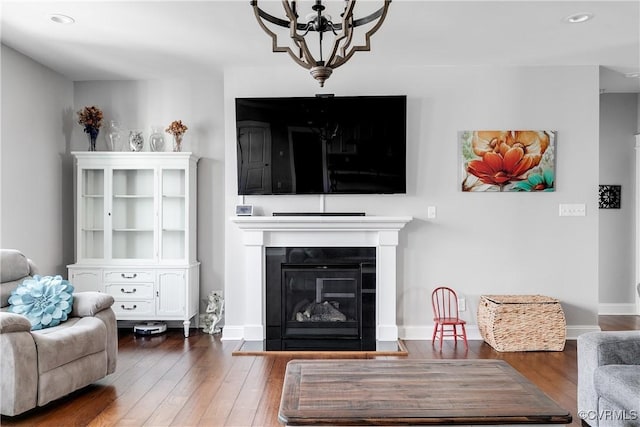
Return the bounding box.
[8,275,74,330]
[71,292,114,317]
[32,317,106,373]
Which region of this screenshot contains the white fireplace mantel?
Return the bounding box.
[228,215,413,343]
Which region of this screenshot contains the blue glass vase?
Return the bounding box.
[86,128,99,151]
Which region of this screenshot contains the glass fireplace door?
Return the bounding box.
[281,265,360,339]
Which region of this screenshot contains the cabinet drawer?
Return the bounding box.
[113,300,154,316]
[104,270,154,283]
[105,283,153,299]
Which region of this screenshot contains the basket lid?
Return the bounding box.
[482,294,560,304]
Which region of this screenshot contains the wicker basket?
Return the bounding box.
[477,295,566,352]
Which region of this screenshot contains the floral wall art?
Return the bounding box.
[460,130,556,192]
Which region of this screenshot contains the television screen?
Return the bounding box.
[235,95,406,195]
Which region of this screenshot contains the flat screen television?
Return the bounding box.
[235,95,406,195]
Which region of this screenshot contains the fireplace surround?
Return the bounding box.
[228,215,413,347]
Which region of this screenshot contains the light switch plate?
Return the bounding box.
[559,203,586,216]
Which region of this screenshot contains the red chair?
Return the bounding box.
[431,286,468,350]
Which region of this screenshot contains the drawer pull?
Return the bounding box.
[121,288,137,294]
[121,304,137,311]
[121,273,137,279]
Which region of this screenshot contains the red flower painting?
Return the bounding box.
[460,130,556,192]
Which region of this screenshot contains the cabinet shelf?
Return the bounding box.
[113,195,154,199]
[113,228,154,232]
[82,194,104,198]
[163,194,185,198]
[82,228,105,232]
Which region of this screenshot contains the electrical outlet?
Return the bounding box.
[458,297,466,312]
[427,206,437,219]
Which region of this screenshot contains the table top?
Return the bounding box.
[278,359,572,426]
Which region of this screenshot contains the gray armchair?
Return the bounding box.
[578,330,640,427]
[0,249,117,416]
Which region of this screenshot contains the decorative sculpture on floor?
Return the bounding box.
[200,291,224,334]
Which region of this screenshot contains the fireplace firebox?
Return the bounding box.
[266,247,376,351]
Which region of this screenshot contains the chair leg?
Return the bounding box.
[461,324,468,349]
[453,324,458,345]
[432,323,438,345]
[439,326,444,350]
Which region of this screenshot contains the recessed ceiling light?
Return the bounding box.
[564,12,593,24]
[625,72,640,79]
[49,14,75,25]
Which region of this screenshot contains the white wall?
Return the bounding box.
[0,44,604,336]
[224,64,601,338]
[599,94,637,313]
[72,78,226,306]
[1,45,74,275]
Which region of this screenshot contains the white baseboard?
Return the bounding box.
[221,325,244,341]
[598,303,638,315]
[399,325,483,341]
[399,324,601,341]
[565,325,601,339]
[224,323,604,342]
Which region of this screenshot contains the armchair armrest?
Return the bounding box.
[0,312,32,334]
[580,331,640,367]
[578,331,640,424]
[71,292,114,317]
[0,312,37,416]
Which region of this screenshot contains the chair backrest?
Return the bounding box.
[432,286,460,320]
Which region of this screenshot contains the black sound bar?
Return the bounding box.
[272,212,365,217]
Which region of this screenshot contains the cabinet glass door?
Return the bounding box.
[160,169,186,260]
[111,169,155,260]
[80,169,105,259]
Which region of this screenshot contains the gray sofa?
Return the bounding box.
[0,249,117,416]
[578,330,640,427]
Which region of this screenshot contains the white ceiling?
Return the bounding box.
[1,0,639,92]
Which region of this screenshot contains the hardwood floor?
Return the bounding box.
[2,316,638,427]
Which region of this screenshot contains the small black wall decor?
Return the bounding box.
[599,185,621,209]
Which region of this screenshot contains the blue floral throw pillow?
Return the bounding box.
[8,275,74,330]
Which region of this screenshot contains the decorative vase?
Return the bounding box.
[129,130,144,152]
[105,120,121,151]
[172,134,183,152]
[87,128,99,151]
[149,127,165,152]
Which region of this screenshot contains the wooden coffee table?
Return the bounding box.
[278,359,572,426]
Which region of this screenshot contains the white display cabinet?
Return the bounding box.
[68,152,200,337]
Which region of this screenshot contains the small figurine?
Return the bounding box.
[200,291,224,334]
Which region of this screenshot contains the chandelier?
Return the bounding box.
[251,0,391,87]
